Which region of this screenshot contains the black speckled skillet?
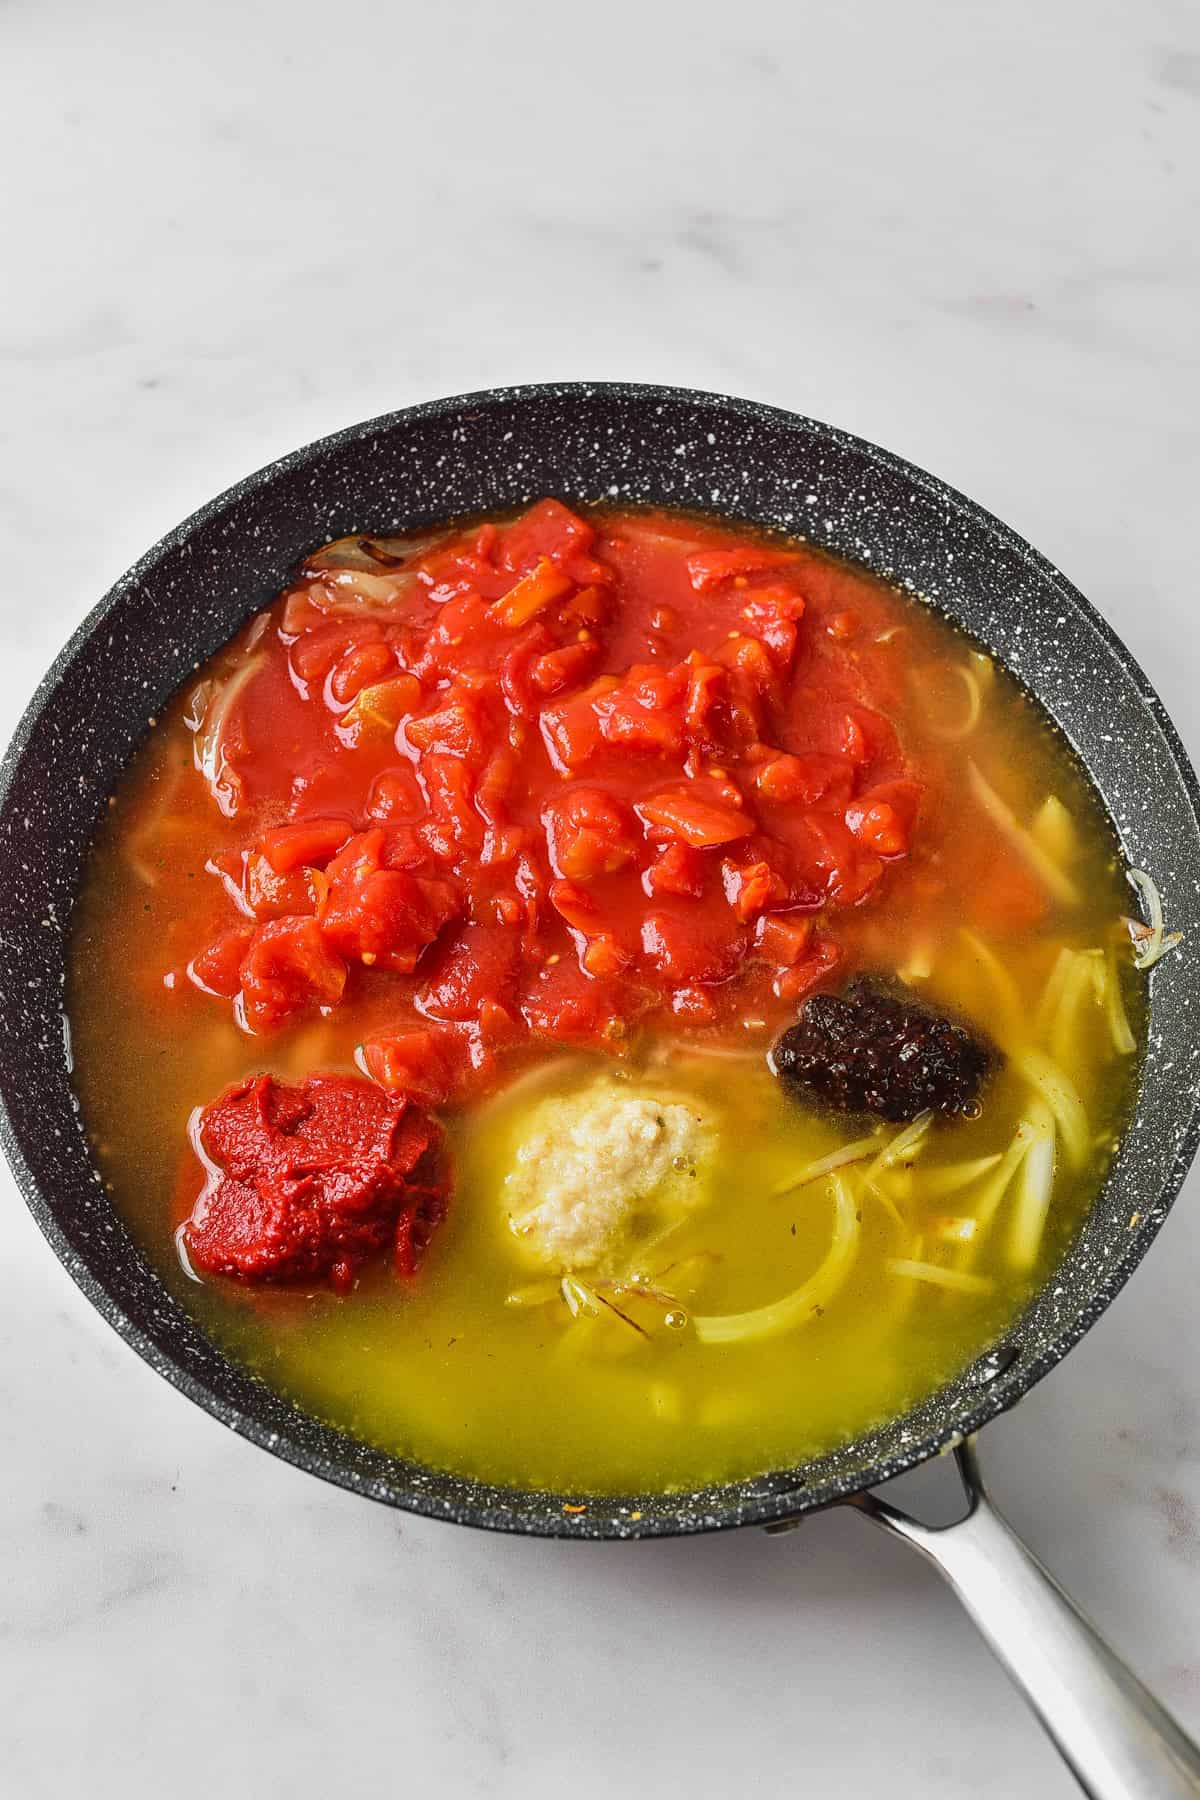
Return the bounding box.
[2,386,1199,1795]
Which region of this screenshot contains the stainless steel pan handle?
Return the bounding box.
[848,1438,1200,1798]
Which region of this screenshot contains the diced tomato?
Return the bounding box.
[490,558,575,629]
[581,932,631,977]
[239,917,347,1032]
[188,925,256,997]
[740,585,807,665]
[530,640,602,696]
[754,751,854,808]
[261,818,355,875]
[543,786,638,882]
[318,830,459,973]
[712,633,776,693]
[685,547,797,591]
[416,924,520,1023]
[754,912,813,967]
[640,905,745,984]
[636,785,753,849]
[540,676,619,771]
[420,754,483,860]
[593,664,687,756]
[173,504,934,1104]
[846,801,906,858]
[773,935,841,1002]
[330,640,396,705]
[643,841,705,898]
[290,621,383,684]
[366,765,425,823]
[721,856,789,922]
[521,956,648,1051]
[670,986,718,1023]
[406,688,488,759]
[681,654,728,741]
[244,852,317,921]
[362,1027,463,1107]
[799,815,884,907]
[500,498,596,573]
[340,674,423,743]
[840,704,903,777]
[547,878,600,934]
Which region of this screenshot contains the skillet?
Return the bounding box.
[2,383,1199,1796]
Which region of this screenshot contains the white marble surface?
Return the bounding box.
[2,2,1199,1793]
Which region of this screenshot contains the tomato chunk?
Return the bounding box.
[544,786,638,881]
[490,558,575,629]
[261,818,355,875]
[239,917,347,1032]
[636,785,753,849]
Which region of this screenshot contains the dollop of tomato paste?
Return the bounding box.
[181,1074,447,1290]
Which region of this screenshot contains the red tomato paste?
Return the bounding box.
[183,1074,446,1289]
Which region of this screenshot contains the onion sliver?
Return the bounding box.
[773,1134,880,1196]
[1034,946,1077,1043]
[918,1154,1003,1200]
[1030,795,1078,867]
[694,1175,860,1345]
[190,653,267,818]
[925,663,983,742]
[1048,948,1105,1068]
[1007,1100,1056,1272]
[1104,949,1137,1055]
[886,1259,994,1295]
[1126,867,1183,971]
[967,761,1081,908]
[960,928,1023,1041]
[1014,1046,1091,1168]
[862,1110,933,1187]
[970,1123,1040,1233]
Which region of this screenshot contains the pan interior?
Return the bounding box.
[2,383,1198,1536]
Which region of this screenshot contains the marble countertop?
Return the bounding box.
[3,2,1199,1794]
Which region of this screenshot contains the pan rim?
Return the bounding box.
[3,379,1199,1539]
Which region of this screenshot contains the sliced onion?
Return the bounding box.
[1014,1046,1090,1168]
[1034,946,1076,1042]
[924,662,983,742]
[865,1110,934,1181]
[886,1258,994,1295]
[773,1133,880,1196]
[1048,948,1105,1068]
[918,1154,1003,1200]
[1103,949,1138,1055]
[959,928,1023,1041]
[1126,867,1183,971]
[190,654,267,817]
[970,1122,1039,1233]
[693,1175,860,1345]
[1007,1099,1056,1271]
[1030,795,1078,866]
[967,761,1081,907]
[302,531,443,574]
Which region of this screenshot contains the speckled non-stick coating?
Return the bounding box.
[2,383,1198,1539]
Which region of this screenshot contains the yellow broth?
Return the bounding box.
[65,520,1143,1495]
